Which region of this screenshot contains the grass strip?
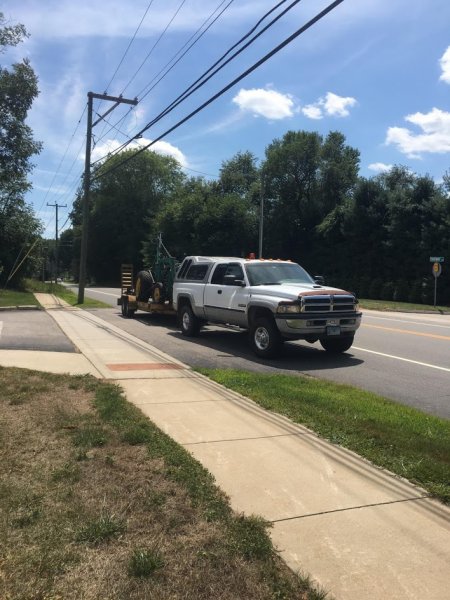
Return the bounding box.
[23,278,110,309]
[359,298,449,312]
[0,288,39,307]
[197,369,450,504]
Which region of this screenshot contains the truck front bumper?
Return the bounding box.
[275,311,362,339]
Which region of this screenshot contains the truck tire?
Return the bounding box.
[320,335,354,353]
[250,317,281,358]
[135,270,154,302]
[121,297,135,319]
[179,304,200,337]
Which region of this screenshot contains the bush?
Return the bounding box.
[394,280,410,302]
[380,281,394,301]
[408,280,422,304]
[368,278,383,300]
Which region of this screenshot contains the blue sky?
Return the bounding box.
[2,0,450,237]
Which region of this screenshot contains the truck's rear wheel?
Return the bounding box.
[250,317,281,358]
[135,270,154,302]
[179,304,200,337]
[320,335,354,353]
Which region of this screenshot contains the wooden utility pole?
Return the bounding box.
[78,92,138,304]
[47,201,67,283]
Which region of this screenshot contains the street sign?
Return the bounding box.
[429,256,445,263]
[432,262,442,278]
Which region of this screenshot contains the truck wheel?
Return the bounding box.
[135,270,154,302]
[121,297,135,319]
[179,304,200,337]
[250,317,281,358]
[320,336,354,353]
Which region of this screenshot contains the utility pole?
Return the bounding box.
[258,175,264,258]
[78,91,138,304]
[47,202,67,284]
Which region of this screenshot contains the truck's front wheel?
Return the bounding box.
[179,304,200,337]
[320,335,354,353]
[250,317,281,358]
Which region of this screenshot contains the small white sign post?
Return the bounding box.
[430,257,444,306]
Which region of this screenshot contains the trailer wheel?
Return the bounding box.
[151,282,164,303]
[121,297,135,318]
[135,270,154,302]
[179,304,200,337]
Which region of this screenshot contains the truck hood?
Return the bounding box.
[249,283,352,300]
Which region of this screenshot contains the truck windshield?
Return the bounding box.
[245,262,314,286]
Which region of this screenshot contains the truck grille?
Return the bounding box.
[301,295,356,313]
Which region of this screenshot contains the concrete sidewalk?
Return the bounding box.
[2,294,449,600]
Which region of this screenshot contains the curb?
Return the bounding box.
[0,305,42,311]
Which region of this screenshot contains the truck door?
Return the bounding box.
[204,263,248,326]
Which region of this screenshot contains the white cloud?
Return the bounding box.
[386,108,450,158]
[323,92,357,117]
[90,137,188,167]
[439,46,450,83]
[302,92,357,120]
[368,162,393,173]
[302,104,323,120]
[232,88,295,120]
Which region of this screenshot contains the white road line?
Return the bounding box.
[363,314,450,330]
[87,290,119,298]
[0,321,3,338]
[353,346,450,373]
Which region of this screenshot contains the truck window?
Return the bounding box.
[211,263,228,284]
[177,259,192,279]
[185,264,208,281]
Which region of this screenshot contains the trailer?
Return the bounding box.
[117,236,178,318]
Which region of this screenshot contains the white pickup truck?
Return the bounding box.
[172,256,361,358]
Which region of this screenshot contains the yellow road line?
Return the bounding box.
[363,323,450,341]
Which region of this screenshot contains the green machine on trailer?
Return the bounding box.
[118,234,179,318]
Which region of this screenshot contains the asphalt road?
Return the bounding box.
[3,285,449,418]
[0,309,76,352]
[72,285,450,420]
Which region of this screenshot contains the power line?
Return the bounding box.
[121,0,188,95]
[104,0,156,95]
[137,0,236,101]
[93,0,236,153]
[92,0,294,166]
[139,0,297,135]
[93,0,345,183]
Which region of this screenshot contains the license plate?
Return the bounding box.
[326,325,341,336]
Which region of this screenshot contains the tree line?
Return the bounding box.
[64,130,450,305]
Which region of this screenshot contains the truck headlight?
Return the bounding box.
[277,303,301,314]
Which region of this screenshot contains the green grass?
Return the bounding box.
[128,546,165,578]
[359,298,449,312]
[0,288,40,307]
[75,513,126,545]
[23,278,111,309]
[197,369,450,504]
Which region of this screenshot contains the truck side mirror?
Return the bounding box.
[314,275,325,285]
[223,275,245,286]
